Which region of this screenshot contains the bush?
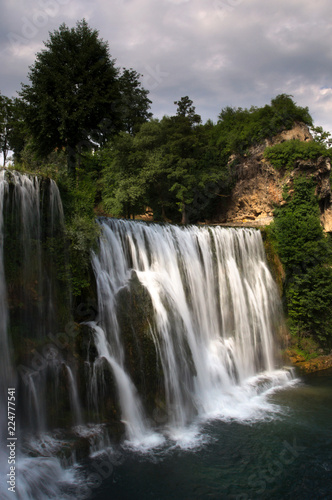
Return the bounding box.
[264,139,329,170]
[287,266,332,342]
[216,94,313,155]
[271,176,332,347]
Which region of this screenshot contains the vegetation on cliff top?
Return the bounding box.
[264,139,330,170]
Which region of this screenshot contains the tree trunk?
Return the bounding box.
[3,145,7,168]
[181,203,189,225]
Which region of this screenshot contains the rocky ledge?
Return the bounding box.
[287,352,332,374]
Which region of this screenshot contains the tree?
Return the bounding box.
[118,68,152,135]
[20,20,151,176]
[311,125,332,147]
[174,96,201,125]
[98,98,232,224]
[0,94,14,166]
[216,94,313,156]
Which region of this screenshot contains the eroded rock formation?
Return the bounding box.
[214,123,332,231]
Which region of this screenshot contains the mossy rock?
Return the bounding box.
[116,271,165,415]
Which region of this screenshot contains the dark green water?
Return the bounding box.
[88,368,332,500]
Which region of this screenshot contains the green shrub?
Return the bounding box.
[287,266,332,342]
[217,94,313,155]
[264,139,329,170]
[271,176,332,347]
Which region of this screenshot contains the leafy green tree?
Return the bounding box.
[20,20,120,175]
[216,94,313,156]
[174,96,202,125]
[311,125,332,147]
[287,267,332,343]
[0,95,28,166]
[6,98,30,164]
[273,176,328,272]
[99,131,149,218]
[264,139,329,170]
[99,99,232,223]
[20,20,151,176]
[118,68,152,135]
[269,94,312,130]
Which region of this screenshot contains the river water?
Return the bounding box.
[82,368,332,500]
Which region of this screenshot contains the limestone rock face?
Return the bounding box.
[321,206,332,232]
[214,123,332,231]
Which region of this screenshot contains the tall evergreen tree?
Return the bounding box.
[20,20,151,176]
[118,68,152,135]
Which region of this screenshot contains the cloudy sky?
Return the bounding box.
[1,0,332,131]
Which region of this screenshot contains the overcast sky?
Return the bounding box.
[1,0,332,132]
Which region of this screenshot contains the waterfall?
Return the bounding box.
[91,218,287,441]
[0,170,78,433]
[0,171,296,497]
[65,365,83,426]
[88,323,155,443]
[0,170,84,499]
[0,171,13,444]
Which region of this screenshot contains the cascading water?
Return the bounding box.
[0,170,82,500]
[0,172,319,499]
[90,218,292,444]
[0,172,14,444]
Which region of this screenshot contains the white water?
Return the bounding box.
[0,171,12,401]
[91,219,293,446]
[65,365,83,426]
[0,171,82,500]
[89,323,149,440]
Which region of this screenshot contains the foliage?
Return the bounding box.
[55,165,100,296]
[118,68,152,135]
[0,93,12,165]
[271,176,332,346]
[291,336,320,361]
[311,125,332,147]
[216,94,313,155]
[287,266,332,342]
[19,19,151,176]
[97,94,314,223]
[272,177,328,271]
[0,95,27,166]
[98,101,233,223]
[14,141,68,178]
[264,139,330,170]
[174,96,202,125]
[64,213,100,296]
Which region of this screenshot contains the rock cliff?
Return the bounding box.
[214,123,332,231]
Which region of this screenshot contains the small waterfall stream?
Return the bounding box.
[0,171,82,500]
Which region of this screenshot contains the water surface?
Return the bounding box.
[87,368,332,500]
